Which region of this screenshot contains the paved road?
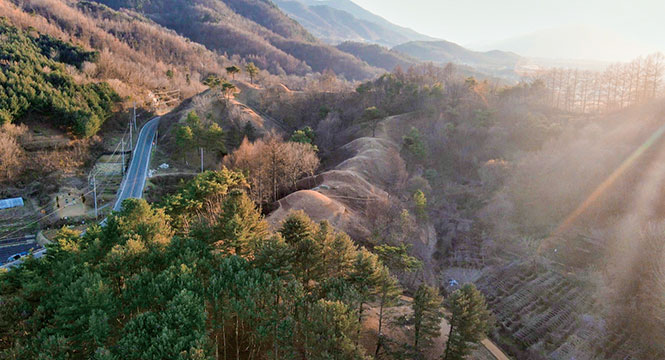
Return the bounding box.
[113,116,160,210]
[0,235,36,246]
[1,117,160,270]
[1,243,42,265]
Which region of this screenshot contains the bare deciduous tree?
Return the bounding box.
[223,133,319,203]
[0,123,28,181]
[535,53,665,113]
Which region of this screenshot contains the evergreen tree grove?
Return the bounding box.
[443,284,492,360]
[412,284,444,352]
[0,170,399,360]
[0,20,118,137]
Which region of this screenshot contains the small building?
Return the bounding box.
[0,197,24,210]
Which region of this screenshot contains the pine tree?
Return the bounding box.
[117,290,207,360]
[206,123,227,156]
[252,238,301,360]
[221,82,237,102]
[51,271,116,353]
[412,285,443,352]
[374,266,401,358]
[443,284,491,360]
[245,62,259,84]
[253,237,293,279]
[299,299,366,360]
[413,190,428,221]
[204,74,222,89]
[208,261,234,360]
[289,126,316,145]
[212,189,269,257]
[321,229,357,279]
[161,169,248,231]
[402,127,427,161]
[114,198,173,248]
[175,125,194,162]
[36,335,71,360]
[361,106,385,137]
[278,211,323,286]
[375,243,422,273]
[226,65,241,80]
[348,248,383,343]
[243,121,257,141]
[186,111,201,131]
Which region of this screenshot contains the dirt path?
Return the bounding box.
[481,339,511,360]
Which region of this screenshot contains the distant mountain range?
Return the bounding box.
[273,0,435,47]
[275,1,642,74]
[393,40,521,69]
[274,0,522,77]
[335,42,418,71]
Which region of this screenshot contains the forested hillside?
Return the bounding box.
[0,0,232,190]
[235,55,665,359]
[1,61,500,360]
[0,20,118,137]
[96,0,382,80]
[0,170,407,360]
[4,1,665,359]
[393,40,521,77]
[0,0,236,103]
[336,41,417,71]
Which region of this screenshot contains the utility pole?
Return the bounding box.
[121,139,125,175]
[129,119,133,151]
[200,147,204,173]
[133,102,137,132]
[93,176,98,220]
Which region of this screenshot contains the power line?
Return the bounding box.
[0,128,131,241]
[0,199,53,223]
[0,117,159,269]
[0,167,126,242]
[1,116,160,243]
[2,126,129,224]
[93,176,98,219]
[89,125,130,180]
[0,188,93,241]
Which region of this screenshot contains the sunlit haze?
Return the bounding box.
[4,0,665,358]
[349,0,665,61]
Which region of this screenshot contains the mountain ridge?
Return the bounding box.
[336,41,418,71]
[392,40,522,78]
[97,0,382,80]
[274,0,435,46]
[302,0,432,41]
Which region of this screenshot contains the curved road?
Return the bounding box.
[1,117,160,270]
[113,116,160,210]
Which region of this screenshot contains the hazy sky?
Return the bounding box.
[351,0,665,56]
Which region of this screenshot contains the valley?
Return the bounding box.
[2,0,665,359]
